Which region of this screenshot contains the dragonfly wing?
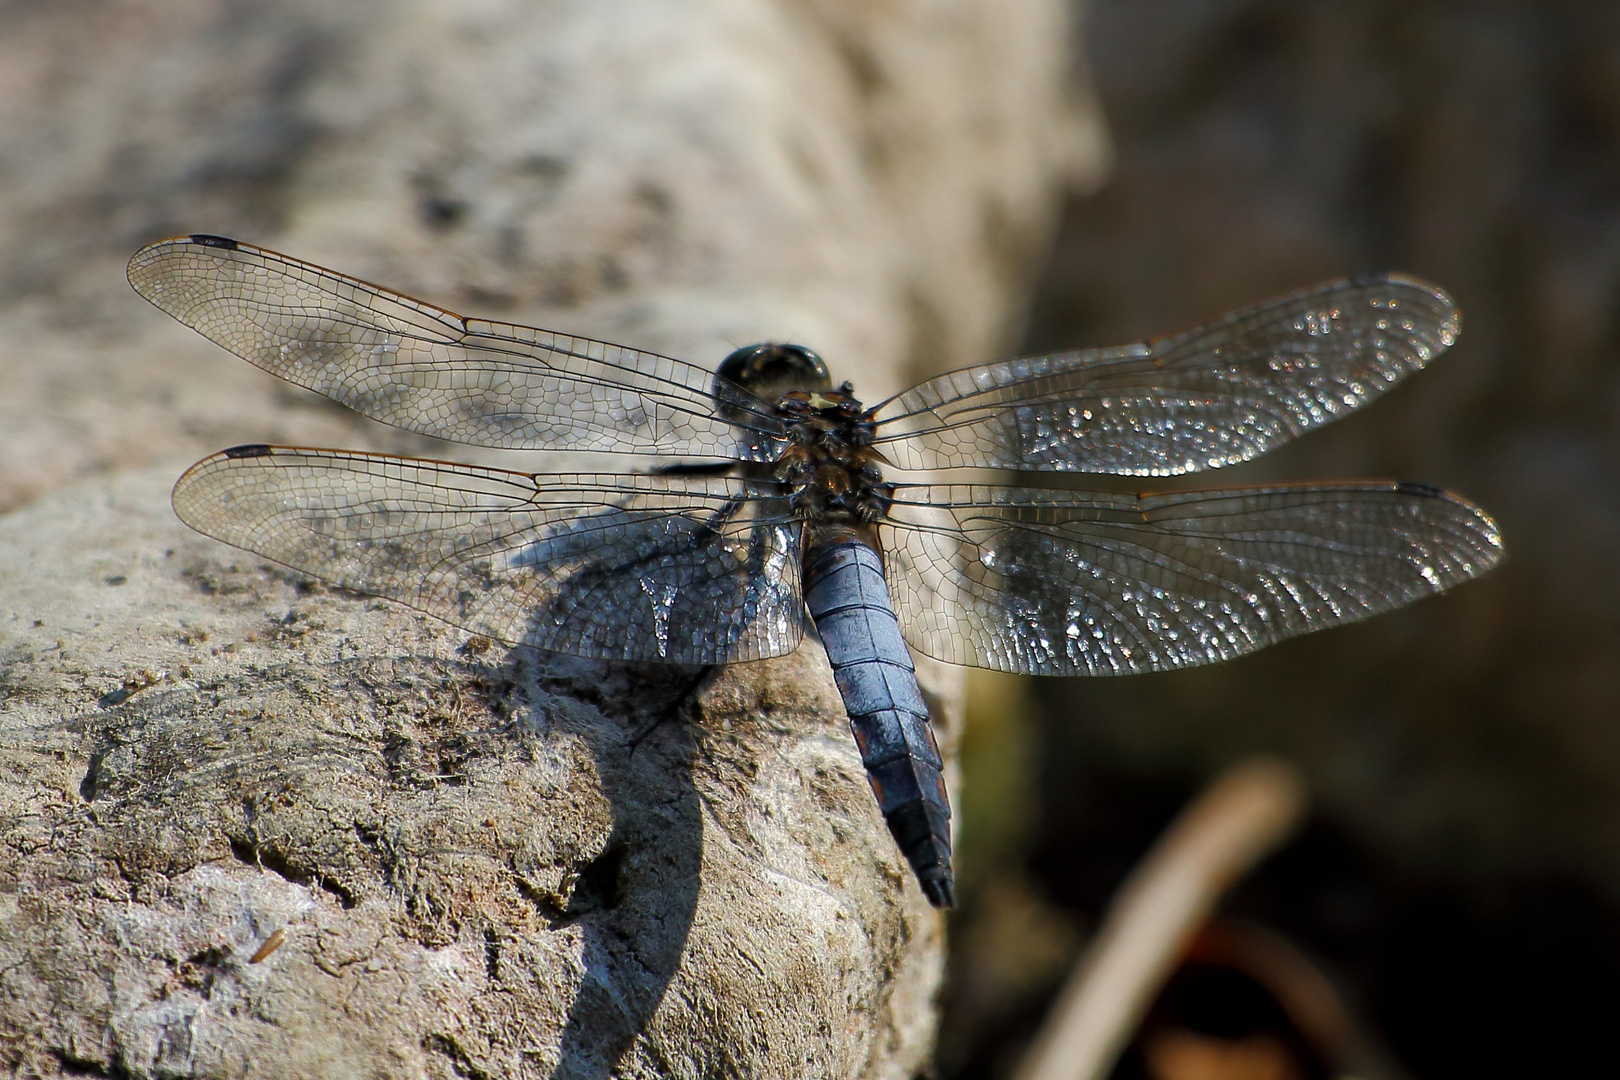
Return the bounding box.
[882,482,1501,675]
[130,236,783,460]
[873,275,1458,475]
[172,446,805,664]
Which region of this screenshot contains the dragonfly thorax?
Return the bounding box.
[717,342,891,527]
[771,389,891,528]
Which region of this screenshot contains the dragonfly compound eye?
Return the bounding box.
[715,343,831,395]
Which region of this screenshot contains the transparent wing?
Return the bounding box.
[172,446,805,663]
[873,275,1459,475]
[882,482,1501,675]
[130,235,784,460]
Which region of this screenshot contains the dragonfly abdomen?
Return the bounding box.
[803,535,954,909]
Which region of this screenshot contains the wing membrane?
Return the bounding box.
[874,275,1459,475]
[172,447,804,663]
[130,236,783,459]
[882,482,1501,675]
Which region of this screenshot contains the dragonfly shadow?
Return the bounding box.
[515,650,707,1080]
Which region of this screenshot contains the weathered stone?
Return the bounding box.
[0,0,1105,1075]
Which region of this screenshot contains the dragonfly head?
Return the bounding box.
[716,343,832,398]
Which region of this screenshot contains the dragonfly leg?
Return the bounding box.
[628,665,716,752]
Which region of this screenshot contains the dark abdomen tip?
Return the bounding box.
[920,868,956,909]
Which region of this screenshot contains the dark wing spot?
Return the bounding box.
[1395,479,1444,498]
[223,443,273,459]
[188,233,241,249]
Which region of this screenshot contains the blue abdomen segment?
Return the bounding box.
[803,538,954,908]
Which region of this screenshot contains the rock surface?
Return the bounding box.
[0,0,1104,1076]
[1,466,936,1077]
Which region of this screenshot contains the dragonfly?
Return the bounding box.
[128,234,1503,910]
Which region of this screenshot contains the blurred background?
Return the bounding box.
[944,2,1620,1078]
[3,0,1618,1075]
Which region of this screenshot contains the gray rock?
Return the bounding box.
[0,0,1104,1075]
[0,465,944,1076]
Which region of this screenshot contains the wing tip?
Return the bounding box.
[1355,271,1460,329]
[128,233,246,296]
[172,445,278,515]
[1393,478,1507,567]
